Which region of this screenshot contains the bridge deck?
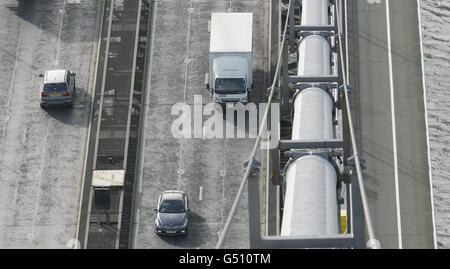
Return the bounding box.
[347,0,435,248]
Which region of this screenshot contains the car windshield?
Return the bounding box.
[215,78,246,94]
[159,199,185,213]
[44,83,67,92]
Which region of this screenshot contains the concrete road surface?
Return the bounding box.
[131,0,269,248]
[347,0,436,248]
[0,0,100,248]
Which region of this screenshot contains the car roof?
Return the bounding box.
[161,191,185,200]
[44,69,67,84]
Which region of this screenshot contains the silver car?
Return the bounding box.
[154,190,190,235]
[39,69,76,107]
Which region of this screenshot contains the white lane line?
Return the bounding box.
[199,186,203,201]
[177,0,193,190]
[54,0,67,68]
[219,142,226,228]
[177,139,184,190]
[0,20,23,156]
[385,0,403,249]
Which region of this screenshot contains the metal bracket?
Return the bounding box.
[338,84,352,95]
[244,158,261,178]
[343,165,353,184]
[348,154,366,170]
[280,139,344,151]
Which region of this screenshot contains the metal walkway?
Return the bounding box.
[76,0,149,249]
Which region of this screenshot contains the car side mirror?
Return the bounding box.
[206,83,210,90]
[38,74,43,78]
[187,208,191,213]
[153,208,157,212]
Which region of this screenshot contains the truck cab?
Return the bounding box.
[211,56,249,103]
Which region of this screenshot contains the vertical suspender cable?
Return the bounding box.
[215,0,292,249]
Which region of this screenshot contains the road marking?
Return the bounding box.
[0,20,23,155]
[54,0,67,68]
[177,1,193,190]
[385,0,403,249]
[199,186,203,201]
[177,140,184,190]
[220,142,227,227]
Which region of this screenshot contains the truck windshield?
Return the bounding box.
[215,78,246,94]
[44,83,67,92]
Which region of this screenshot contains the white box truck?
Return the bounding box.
[207,13,253,104]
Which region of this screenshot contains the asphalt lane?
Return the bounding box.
[390,0,435,249]
[131,0,269,248]
[347,0,435,248]
[0,0,99,248]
